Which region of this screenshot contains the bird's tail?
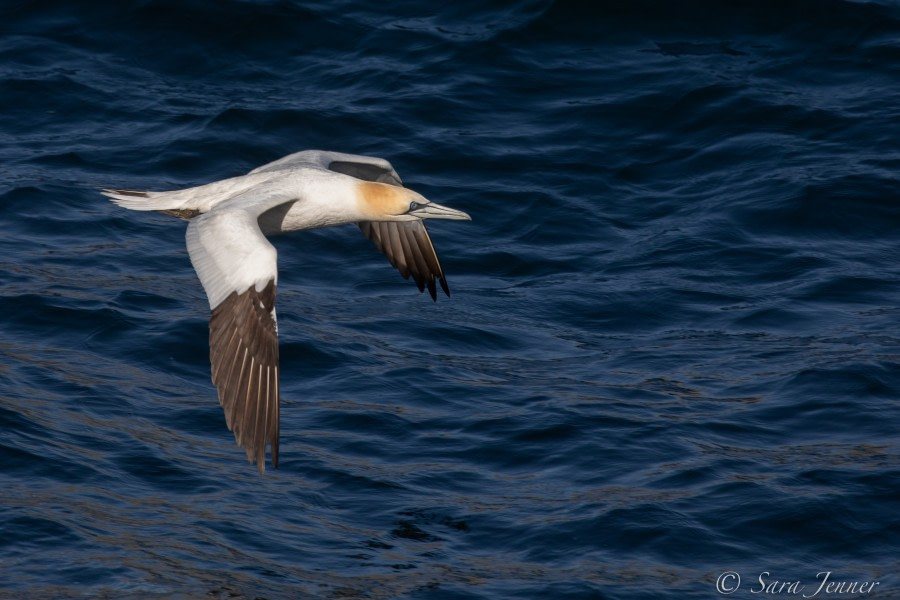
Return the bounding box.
[102,188,201,220]
[103,171,272,218]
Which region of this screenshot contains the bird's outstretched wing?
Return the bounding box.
[186,190,292,473]
[320,155,451,300]
[357,220,449,300]
[248,149,403,186]
[208,280,279,472]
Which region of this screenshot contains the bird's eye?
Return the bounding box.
[408,201,421,212]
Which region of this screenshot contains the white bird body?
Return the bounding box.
[104,150,470,473]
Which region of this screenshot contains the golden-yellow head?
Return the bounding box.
[355,181,471,222]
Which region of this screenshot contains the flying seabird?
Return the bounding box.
[103,150,471,473]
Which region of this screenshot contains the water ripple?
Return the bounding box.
[2,0,900,597]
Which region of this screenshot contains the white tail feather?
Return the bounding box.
[101,188,182,211]
[103,171,278,215]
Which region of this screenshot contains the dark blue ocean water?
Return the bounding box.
[2,1,899,598]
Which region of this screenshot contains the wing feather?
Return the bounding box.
[186,190,294,473]
[208,282,279,472]
[399,222,430,295]
[331,156,451,301]
[358,221,449,301]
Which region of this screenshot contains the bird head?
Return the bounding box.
[356,181,471,222]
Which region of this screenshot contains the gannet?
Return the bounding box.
[103,150,471,473]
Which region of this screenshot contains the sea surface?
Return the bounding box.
[1,1,899,598]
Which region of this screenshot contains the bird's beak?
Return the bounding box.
[412,201,472,221]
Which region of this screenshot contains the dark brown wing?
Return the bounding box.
[208,280,280,473]
[357,220,450,300]
[329,159,450,300]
